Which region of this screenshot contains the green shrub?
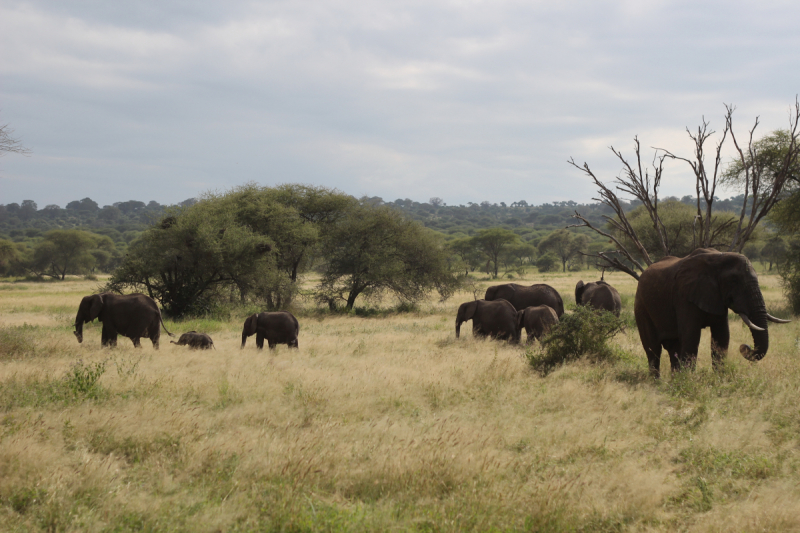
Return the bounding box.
[63,359,107,400]
[527,306,625,375]
[535,253,559,273]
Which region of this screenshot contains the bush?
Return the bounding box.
[63,359,107,400]
[535,253,559,273]
[527,306,625,375]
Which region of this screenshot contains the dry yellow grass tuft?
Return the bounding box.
[1,271,799,531]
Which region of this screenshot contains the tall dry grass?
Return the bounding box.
[0,272,799,532]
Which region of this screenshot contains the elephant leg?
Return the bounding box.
[679,329,702,372]
[268,340,276,350]
[131,337,141,348]
[709,319,730,372]
[256,333,264,350]
[636,315,662,378]
[290,339,299,349]
[662,339,681,372]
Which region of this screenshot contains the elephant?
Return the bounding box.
[74,293,173,348]
[516,305,559,343]
[575,280,622,316]
[171,331,215,350]
[484,283,564,317]
[455,299,520,343]
[241,312,299,350]
[634,248,790,378]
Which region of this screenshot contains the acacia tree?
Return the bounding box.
[31,230,111,280]
[568,101,800,279]
[107,205,273,316]
[471,228,520,278]
[317,204,456,310]
[538,230,589,272]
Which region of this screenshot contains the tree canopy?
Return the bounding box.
[106,185,456,316]
[318,203,456,310]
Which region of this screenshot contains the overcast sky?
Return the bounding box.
[1,0,799,208]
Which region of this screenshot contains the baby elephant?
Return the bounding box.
[170,331,215,349]
[516,305,559,344]
[241,311,299,350]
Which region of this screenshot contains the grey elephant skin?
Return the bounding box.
[634,248,790,378]
[241,312,300,350]
[484,283,564,317]
[73,293,173,348]
[171,331,215,350]
[516,305,559,344]
[455,299,520,343]
[575,280,622,316]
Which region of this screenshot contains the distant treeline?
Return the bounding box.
[363,194,749,240]
[0,192,750,247]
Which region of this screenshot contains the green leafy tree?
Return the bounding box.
[538,229,589,272]
[31,230,101,280]
[203,183,356,307]
[535,252,559,273]
[0,239,22,276]
[471,228,520,278]
[619,200,741,262]
[762,236,787,271]
[318,204,456,310]
[501,242,537,274]
[107,205,273,316]
[448,237,482,276]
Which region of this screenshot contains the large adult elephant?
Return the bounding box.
[455,299,519,343]
[635,248,790,377]
[575,280,622,316]
[241,312,300,350]
[484,283,564,317]
[74,293,173,348]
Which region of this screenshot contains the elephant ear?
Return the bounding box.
[575,281,585,304]
[244,314,258,336]
[676,259,727,315]
[516,309,526,330]
[461,301,477,321]
[87,294,104,322]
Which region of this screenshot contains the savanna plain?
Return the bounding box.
[1,270,800,532]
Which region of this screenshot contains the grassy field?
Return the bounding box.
[1,271,799,532]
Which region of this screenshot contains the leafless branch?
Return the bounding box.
[0,123,30,156]
[656,114,729,249]
[727,98,800,252]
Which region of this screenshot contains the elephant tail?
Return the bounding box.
[159,314,175,337]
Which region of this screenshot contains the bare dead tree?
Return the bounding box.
[567,138,668,280]
[726,99,800,252]
[569,101,800,280]
[0,123,30,156]
[656,115,729,249]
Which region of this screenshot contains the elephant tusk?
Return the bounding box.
[738,313,765,331]
[766,313,791,324]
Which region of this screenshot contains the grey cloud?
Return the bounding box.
[1,1,799,207]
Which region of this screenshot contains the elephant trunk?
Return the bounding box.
[74,316,84,343]
[241,331,248,349]
[740,280,769,362]
[455,318,462,339]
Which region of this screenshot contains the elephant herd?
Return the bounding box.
[72,249,789,378]
[73,294,299,351]
[456,278,619,345]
